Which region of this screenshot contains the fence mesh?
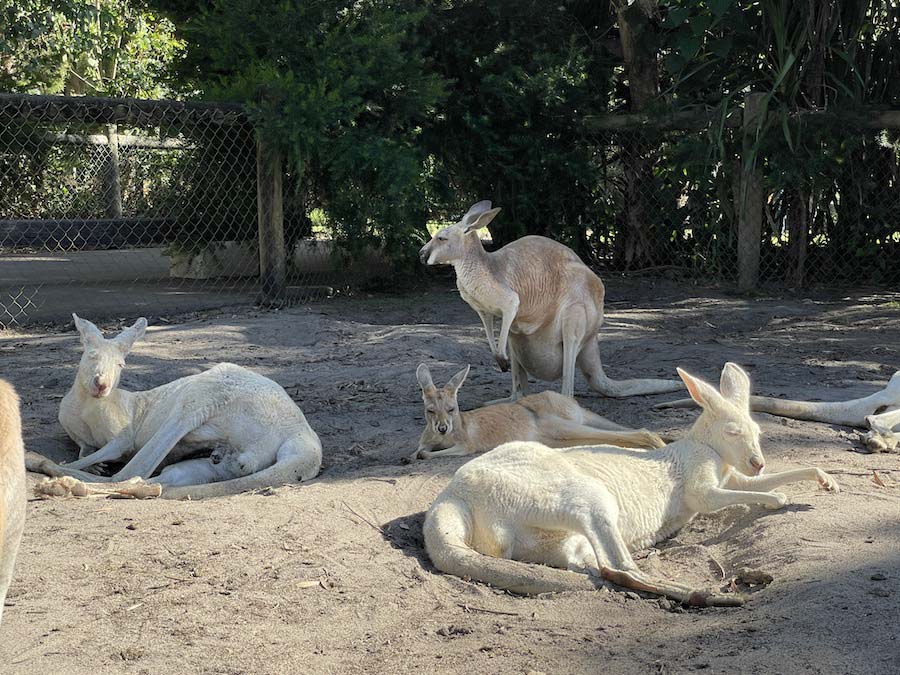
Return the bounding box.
[0,94,356,329]
[1,93,898,328]
[589,125,900,286]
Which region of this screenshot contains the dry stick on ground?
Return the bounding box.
[457,604,520,617]
[342,502,383,533]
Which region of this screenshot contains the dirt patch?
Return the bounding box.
[1,278,899,674]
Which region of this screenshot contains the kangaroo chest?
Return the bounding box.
[78,405,132,449]
[455,274,537,335]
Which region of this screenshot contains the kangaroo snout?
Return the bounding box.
[92,376,110,397]
[437,423,448,434]
[419,243,431,264]
[749,456,765,474]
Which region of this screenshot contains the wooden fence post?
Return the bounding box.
[738,92,766,292]
[103,124,123,218]
[256,134,286,305]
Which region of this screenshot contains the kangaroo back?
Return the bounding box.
[0,379,26,626]
[423,496,599,594]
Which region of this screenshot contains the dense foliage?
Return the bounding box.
[0,0,183,96]
[2,0,898,282]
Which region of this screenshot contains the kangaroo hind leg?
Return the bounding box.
[578,339,683,398]
[542,417,665,450]
[572,490,743,607]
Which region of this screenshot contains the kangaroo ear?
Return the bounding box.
[676,367,726,412]
[463,200,492,220]
[416,363,436,393]
[72,313,104,347]
[463,207,501,234]
[720,362,751,409]
[445,365,470,395]
[115,317,147,354]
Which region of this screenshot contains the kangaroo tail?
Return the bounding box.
[655,395,864,427]
[423,497,601,594]
[600,568,744,607]
[160,436,322,500]
[545,419,665,450]
[31,436,322,501]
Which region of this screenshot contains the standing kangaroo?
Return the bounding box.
[418,200,682,401]
[423,363,839,607]
[27,314,322,499]
[411,364,665,460]
[0,379,26,627]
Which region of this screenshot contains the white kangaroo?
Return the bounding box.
[0,379,26,626]
[411,363,666,461]
[423,363,839,607]
[26,314,322,499]
[655,370,900,452]
[418,200,682,401]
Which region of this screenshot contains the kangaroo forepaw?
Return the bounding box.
[765,492,789,510]
[815,469,840,492]
[494,353,510,372]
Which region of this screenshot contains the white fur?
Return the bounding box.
[424,363,839,606]
[28,315,322,499]
[418,200,682,400]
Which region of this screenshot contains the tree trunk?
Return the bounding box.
[615,3,660,269]
[788,189,808,288]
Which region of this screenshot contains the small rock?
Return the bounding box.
[625,591,641,601]
[657,598,673,611]
[125,523,138,531]
[737,568,774,586]
[870,573,887,581]
[869,588,891,597]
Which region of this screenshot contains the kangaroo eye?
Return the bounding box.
[437,236,447,242]
[426,409,436,414]
[447,407,456,413]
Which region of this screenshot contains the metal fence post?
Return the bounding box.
[104,123,123,218]
[738,92,766,291]
[256,133,286,305]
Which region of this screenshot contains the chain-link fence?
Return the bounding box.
[0,93,373,328]
[587,113,900,287]
[1,93,898,328]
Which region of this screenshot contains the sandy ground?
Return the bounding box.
[0,278,899,674]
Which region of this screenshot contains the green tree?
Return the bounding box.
[167,0,446,261]
[0,0,183,97]
[419,1,619,257]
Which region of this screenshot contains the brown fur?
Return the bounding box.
[418,201,683,400]
[0,379,26,626]
[413,364,665,460]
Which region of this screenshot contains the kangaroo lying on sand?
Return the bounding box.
[27,314,322,499]
[424,363,839,607]
[655,370,900,453]
[411,364,665,460]
[418,200,682,401]
[0,380,26,626]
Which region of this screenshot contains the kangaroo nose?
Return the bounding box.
[750,456,765,472]
[437,423,448,434]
